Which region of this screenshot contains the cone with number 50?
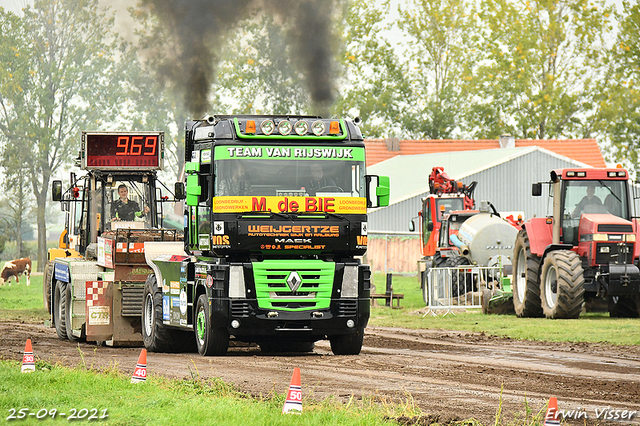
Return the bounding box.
[282,367,302,414]
[131,349,147,383]
[21,339,35,373]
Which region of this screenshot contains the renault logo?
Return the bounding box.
[286,271,302,292]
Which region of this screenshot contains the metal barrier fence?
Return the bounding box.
[424,266,503,315]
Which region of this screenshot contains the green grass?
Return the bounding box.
[0,360,416,426]
[369,273,640,346]
[0,271,49,323]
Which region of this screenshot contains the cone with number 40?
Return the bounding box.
[282,367,302,414]
[21,339,35,373]
[131,349,147,383]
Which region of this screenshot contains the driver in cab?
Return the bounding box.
[306,163,336,196]
[111,184,149,221]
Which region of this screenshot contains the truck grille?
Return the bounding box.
[336,300,358,317]
[230,300,250,317]
[121,284,144,316]
[253,260,335,311]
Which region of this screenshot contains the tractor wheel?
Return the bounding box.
[195,294,229,356]
[540,250,585,319]
[329,327,365,355]
[445,255,472,297]
[433,252,447,268]
[43,261,54,313]
[512,230,543,317]
[54,281,67,339]
[142,274,197,353]
[608,295,640,318]
[65,283,82,341]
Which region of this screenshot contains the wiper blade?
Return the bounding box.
[242,210,291,220]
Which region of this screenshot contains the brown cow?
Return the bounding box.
[0,258,32,286]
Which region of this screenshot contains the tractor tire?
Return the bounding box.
[329,327,365,355]
[65,283,82,341]
[54,281,67,340]
[512,230,543,318]
[445,255,472,297]
[142,274,197,353]
[43,261,54,313]
[540,250,585,319]
[433,252,447,268]
[195,294,229,356]
[608,295,640,318]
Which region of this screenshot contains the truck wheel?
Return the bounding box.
[329,327,364,355]
[142,274,195,352]
[43,261,54,313]
[512,230,543,317]
[608,295,640,318]
[195,294,229,356]
[540,250,585,319]
[54,281,67,339]
[65,283,81,341]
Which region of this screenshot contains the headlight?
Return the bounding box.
[600,246,610,253]
[294,120,308,135]
[278,120,292,135]
[260,120,275,135]
[311,120,326,136]
[625,234,636,242]
[592,234,608,241]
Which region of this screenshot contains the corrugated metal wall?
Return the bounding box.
[368,150,586,233]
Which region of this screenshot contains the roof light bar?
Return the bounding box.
[260,120,275,135]
[278,120,292,135]
[311,120,326,136]
[294,120,308,135]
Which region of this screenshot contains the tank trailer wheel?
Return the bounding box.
[445,255,473,297]
[329,326,365,355]
[540,250,585,319]
[608,295,640,318]
[512,230,543,318]
[54,281,67,339]
[195,294,229,356]
[142,274,197,353]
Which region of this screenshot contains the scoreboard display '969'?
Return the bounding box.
[81,131,164,170]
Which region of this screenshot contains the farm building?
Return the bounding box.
[363,137,612,274]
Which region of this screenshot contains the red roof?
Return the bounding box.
[365,139,606,168]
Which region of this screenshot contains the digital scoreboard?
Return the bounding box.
[81,131,164,170]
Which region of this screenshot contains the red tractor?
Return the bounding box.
[410,167,477,290]
[513,167,640,319]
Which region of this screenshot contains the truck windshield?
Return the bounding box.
[214,158,366,198]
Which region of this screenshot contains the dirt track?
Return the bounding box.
[2,321,640,425]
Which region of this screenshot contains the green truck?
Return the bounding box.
[142,115,389,355]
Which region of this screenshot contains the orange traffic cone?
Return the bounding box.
[21,339,35,373]
[543,397,560,426]
[130,349,147,384]
[282,367,302,414]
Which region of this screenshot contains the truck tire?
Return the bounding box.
[195,294,229,356]
[54,281,67,339]
[512,230,543,318]
[540,250,585,319]
[329,327,364,355]
[65,283,81,341]
[43,261,54,313]
[608,295,640,318]
[142,274,197,353]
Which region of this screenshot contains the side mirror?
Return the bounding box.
[175,182,186,200]
[366,175,390,208]
[532,182,542,197]
[408,220,415,232]
[52,180,63,201]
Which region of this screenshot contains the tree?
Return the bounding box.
[397,0,481,139]
[0,0,132,270]
[334,0,411,138]
[466,0,613,139]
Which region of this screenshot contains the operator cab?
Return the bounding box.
[561,179,630,246]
